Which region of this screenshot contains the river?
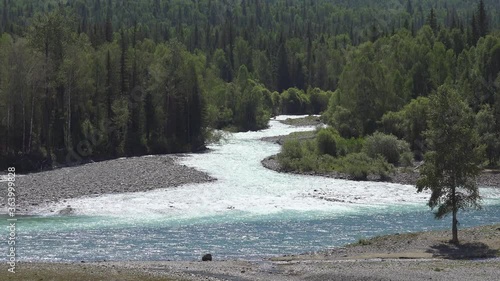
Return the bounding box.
[3,115,500,262]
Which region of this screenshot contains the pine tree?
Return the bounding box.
[277,35,290,92]
[105,0,113,42]
[119,29,128,96]
[477,0,489,37]
[471,14,479,44]
[417,85,484,244]
[1,0,8,32]
[406,0,413,15]
[427,8,438,34]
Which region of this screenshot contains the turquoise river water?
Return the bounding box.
[1,115,500,262]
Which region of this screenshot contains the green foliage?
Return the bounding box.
[476,105,500,167]
[336,153,372,180]
[363,132,412,166]
[372,156,397,181]
[380,97,430,159]
[335,137,365,157]
[308,88,332,114]
[278,140,316,172]
[400,152,415,168]
[356,238,373,246]
[209,66,271,132]
[277,128,394,181]
[325,105,363,139]
[1,0,500,172]
[280,88,310,115]
[417,85,484,243]
[316,128,338,157]
[335,152,394,181]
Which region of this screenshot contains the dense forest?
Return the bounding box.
[0,0,499,172]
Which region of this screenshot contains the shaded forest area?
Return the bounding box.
[0,0,499,172]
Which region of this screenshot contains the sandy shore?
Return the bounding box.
[0,155,214,214]
[3,224,499,281]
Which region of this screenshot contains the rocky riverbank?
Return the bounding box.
[5,224,499,281]
[0,155,215,215]
[262,154,500,187]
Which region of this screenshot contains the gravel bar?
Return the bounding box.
[0,155,215,215]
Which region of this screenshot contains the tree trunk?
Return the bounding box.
[28,91,34,153]
[66,85,71,150]
[451,187,459,244]
[452,209,459,243]
[22,98,26,153]
[6,107,10,153]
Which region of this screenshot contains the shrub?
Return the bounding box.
[356,238,372,246]
[336,137,365,156]
[317,154,337,172]
[335,152,394,181]
[325,106,363,138]
[277,140,303,171]
[400,152,414,167]
[316,128,338,157]
[336,152,373,180]
[379,111,405,139]
[372,156,395,181]
[278,140,318,171]
[363,132,412,165]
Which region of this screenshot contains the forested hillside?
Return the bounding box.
[0,0,499,172]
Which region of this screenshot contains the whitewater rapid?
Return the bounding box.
[34,115,500,224]
[4,115,500,262]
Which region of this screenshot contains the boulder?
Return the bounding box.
[202,254,212,261]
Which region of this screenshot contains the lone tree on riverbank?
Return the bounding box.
[416,85,484,244]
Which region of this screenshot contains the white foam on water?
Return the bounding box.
[34,115,500,224]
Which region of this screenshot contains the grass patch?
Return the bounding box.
[0,263,184,281]
[355,238,373,246]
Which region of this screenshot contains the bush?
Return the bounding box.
[333,106,363,138]
[356,238,372,246]
[400,152,414,167]
[335,152,394,181]
[372,156,395,181]
[336,137,365,156]
[363,132,412,165]
[336,152,373,180]
[317,154,337,172]
[379,111,405,139]
[316,128,338,157]
[278,139,323,172]
[278,140,303,171]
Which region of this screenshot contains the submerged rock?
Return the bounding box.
[58,205,75,215]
